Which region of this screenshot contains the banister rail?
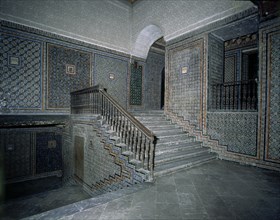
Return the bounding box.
[210,79,257,110]
[70,85,156,174]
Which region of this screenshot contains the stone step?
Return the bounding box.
[154,136,196,146]
[155,147,210,165]
[147,124,179,131]
[140,118,170,123]
[135,114,165,118]
[155,141,202,155]
[153,128,183,136]
[135,116,166,121]
[131,110,217,178]
[156,137,196,146]
[154,153,217,177]
[131,110,164,116]
[141,120,172,126]
[156,133,192,143]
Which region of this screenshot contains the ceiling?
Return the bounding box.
[127,0,138,4]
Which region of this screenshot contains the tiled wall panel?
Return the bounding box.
[2,131,32,179]
[208,34,224,85]
[36,132,62,174]
[47,44,91,110]
[73,123,121,187]
[265,30,280,162]
[1,21,130,113]
[1,126,63,181]
[130,65,143,106]
[94,54,128,108]
[167,39,204,129]
[208,34,224,109]
[207,112,258,156]
[0,34,42,110]
[224,56,236,82]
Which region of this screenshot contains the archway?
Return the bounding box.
[132,24,164,60]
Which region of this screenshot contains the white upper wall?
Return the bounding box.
[0,0,132,54]
[131,0,255,58]
[132,0,254,42]
[0,0,255,59]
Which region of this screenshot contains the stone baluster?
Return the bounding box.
[115,109,119,135]
[132,127,138,157]
[144,139,150,170]
[136,130,141,160]
[109,102,113,127]
[120,114,125,142]
[140,134,146,167]
[149,140,155,172]
[129,123,133,151]
[125,120,130,147]
[106,100,110,124]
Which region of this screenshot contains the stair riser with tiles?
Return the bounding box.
[70,116,149,197]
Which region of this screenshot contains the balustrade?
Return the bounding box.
[71,85,156,173]
[211,79,257,110]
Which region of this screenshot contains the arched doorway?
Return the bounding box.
[130,25,165,110]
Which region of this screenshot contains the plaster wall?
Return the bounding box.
[132,0,254,44]
[0,0,131,54]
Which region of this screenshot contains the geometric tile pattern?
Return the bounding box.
[130,64,143,105]
[72,123,121,187]
[47,43,91,109]
[208,34,224,110]
[168,43,202,129]
[224,56,236,82]
[2,131,32,179]
[0,34,42,109]
[266,32,280,161]
[207,112,258,156]
[94,54,128,108]
[36,132,62,174]
[208,34,224,85]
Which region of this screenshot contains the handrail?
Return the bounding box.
[70,85,156,174]
[99,88,155,140]
[70,85,100,95]
[213,79,257,87]
[210,79,257,110]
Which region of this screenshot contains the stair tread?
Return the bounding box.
[122,151,133,156]
[154,130,184,136]
[147,125,178,131]
[154,153,217,174]
[130,110,217,177]
[157,140,201,148]
[156,142,202,153]
[157,139,196,146]
[155,147,210,162]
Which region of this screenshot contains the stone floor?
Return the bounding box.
[2,160,280,220]
[1,180,91,219]
[61,160,280,220]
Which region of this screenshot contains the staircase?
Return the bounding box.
[132,110,217,176]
